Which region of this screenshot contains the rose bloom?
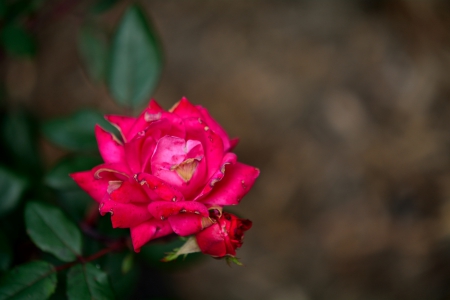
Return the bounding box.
[71,98,259,257]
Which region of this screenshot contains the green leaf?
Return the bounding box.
[0,231,12,272]
[78,25,108,82]
[107,4,163,109]
[42,109,116,152]
[162,236,200,262]
[66,263,115,300]
[139,237,203,270]
[45,155,103,190]
[0,24,36,57]
[0,167,27,218]
[25,202,82,262]
[0,261,57,300]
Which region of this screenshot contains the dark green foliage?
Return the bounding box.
[107,5,163,109]
[0,261,57,300]
[25,202,82,262]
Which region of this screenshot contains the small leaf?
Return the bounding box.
[0,166,27,218]
[0,261,57,300]
[162,236,200,262]
[25,202,82,262]
[42,109,117,152]
[226,256,243,266]
[0,230,12,272]
[78,25,108,82]
[45,155,103,190]
[66,263,115,300]
[107,4,163,109]
[0,24,36,57]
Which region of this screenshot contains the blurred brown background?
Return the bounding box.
[6,0,450,299]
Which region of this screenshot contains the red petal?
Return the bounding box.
[195,224,228,257]
[110,180,149,204]
[168,214,204,236]
[92,162,130,181]
[201,162,260,206]
[183,117,224,182]
[99,200,152,228]
[128,100,164,138]
[135,173,184,202]
[194,152,237,201]
[171,97,202,118]
[104,115,136,142]
[95,125,124,164]
[197,105,234,152]
[70,171,108,203]
[130,219,172,252]
[147,201,208,220]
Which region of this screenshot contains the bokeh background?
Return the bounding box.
[4,0,450,299]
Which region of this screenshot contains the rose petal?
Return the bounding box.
[110,180,149,204]
[151,136,206,197]
[92,162,131,181]
[70,171,109,203]
[104,115,136,142]
[194,152,237,201]
[135,173,184,202]
[183,117,224,181]
[195,223,228,257]
[95,125,124,164]
[128,100,164,138]
[196,105,234,152]
[171,97,202,118]
[99,200,152,228]
[148,201,208,220]
[229,138,239,151]
[201,162,260,206]
[130,219,173,252]
[168,214,206,236]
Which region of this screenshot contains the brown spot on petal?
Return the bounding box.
[171,158,200,182]
[107,180,122,194]
[168,100,180,112]
[201,217,215,229]
[144,112,161,122]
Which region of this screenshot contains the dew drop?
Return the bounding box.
[172,197,177,202]
[204,126,209,131]
[180,209,187,213]
[194,211,200,215]
[160,216,165,220]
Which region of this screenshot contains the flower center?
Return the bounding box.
[170,158,200,182]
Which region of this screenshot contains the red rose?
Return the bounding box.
[70,98,259,254]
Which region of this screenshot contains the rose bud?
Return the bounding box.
[196,212,252,258]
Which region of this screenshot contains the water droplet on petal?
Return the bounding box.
[172,197,176,202]
[160,216,165,220]
[204,126,209,131]
[194,211,200,215]
[180,209,187,213]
